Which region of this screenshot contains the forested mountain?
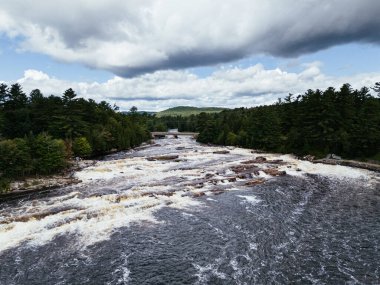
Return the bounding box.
[0,83,150,190]
[154,84,380,161]
[156,106,227,117]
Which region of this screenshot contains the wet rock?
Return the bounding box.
[255,156,267,162]
[244,179,265,186]
[208,179,220,185]
[237,173,253,179]
[227,177,237,182]
[241,157,267,164]
[146,155,179,161]
[302,155,315,161]
[313,159,380,172]
[326,153,342,160]
[192,192,206,198]
[263,168,286,176]
[8,177,81,196]
[195,183,205,188]
[213,150,230,154]
[184,178,205,186]
[141,191,175,197]
[231,165,260,175]
[209,189,225,195]
[241,160,258,165]
[251,149,265,154]
[268,159,285,165]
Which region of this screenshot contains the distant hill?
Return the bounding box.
[121,111,157,116]
[157,106,227,117]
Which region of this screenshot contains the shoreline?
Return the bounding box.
[0,141,155,202]
[0,160,96,202]
[312,158,380,173]
[1,142,378,202]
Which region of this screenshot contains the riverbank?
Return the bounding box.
[0,140,158,200]
[0,160,95,201]
[0,136,378,284]
[312,158,380,172]
[1,139,378,201]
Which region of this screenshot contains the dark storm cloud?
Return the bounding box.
[1,0,380,77]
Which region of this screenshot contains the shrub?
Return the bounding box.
[32,134,67,174]
[72,137,92,158]
[0,138,32,178]
[0,177,11,193]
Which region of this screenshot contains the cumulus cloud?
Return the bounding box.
[12,63,380,111]
[0,0,379,76]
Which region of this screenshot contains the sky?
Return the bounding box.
[0,0,380,111]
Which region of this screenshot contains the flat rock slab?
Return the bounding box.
[313,159,380,172]
[212,150,230,154]
[146,155,179,161]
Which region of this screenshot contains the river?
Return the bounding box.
[0,136,379,284]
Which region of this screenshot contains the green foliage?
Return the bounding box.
[0,138,32,178]
[72,137,92,157]
[31,134,67,175]
[154,122,168,132]
[0,83,151,185]
[0,178,11,193]
[164,84,380,159]
[371,82,380,97]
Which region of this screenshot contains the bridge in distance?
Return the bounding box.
[151,132,199,139]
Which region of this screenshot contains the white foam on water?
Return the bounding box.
[237,195,262,205]
[275,154,373,180]
[0,137,376,254]
[193,262,227,284]
[107,252,131,285]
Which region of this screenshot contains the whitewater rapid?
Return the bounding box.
[0,136,378,284]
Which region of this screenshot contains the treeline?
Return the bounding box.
[154,84,380,160]
[0,83,150,191]
[1,82,379,192]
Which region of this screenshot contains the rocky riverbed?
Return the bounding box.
[0,136,379,284]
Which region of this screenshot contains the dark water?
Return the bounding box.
[0,139,379,284]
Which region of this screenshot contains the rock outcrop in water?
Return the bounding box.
[0,136,379,285]
[146,155,179,161]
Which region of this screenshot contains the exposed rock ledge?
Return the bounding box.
[0,160,96,201]
[313,159,380,172]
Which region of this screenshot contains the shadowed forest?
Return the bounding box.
[1,82,379,191]
[155,83,380,160]
[0,83,150,190]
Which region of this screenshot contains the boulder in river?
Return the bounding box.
[263,168,286,176]
[192,192,206,198]
[245,179,265,186]
[325,153,342,160]
[302,155,315,161]
[231,164,260,175]
[146,155,179,161]
[213,150,230,154]
[241,156,268,164]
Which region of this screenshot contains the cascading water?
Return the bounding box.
[0,136,379,284]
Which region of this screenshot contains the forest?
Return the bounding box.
[154,83,380,161]
[0,83,151,191]
[1,82,379,192]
